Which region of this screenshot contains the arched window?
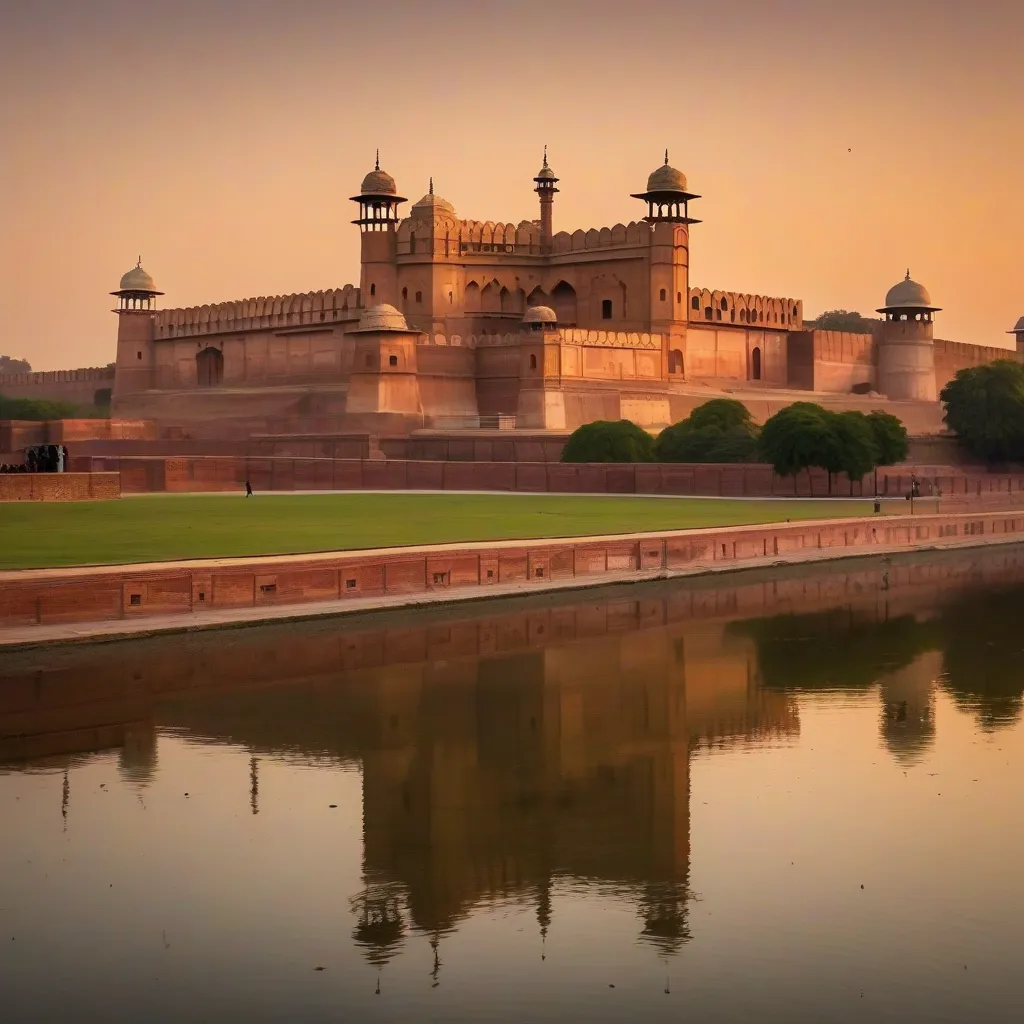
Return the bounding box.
[370,284,376,297]
[704,306,713,319]
[415,291,422,304]
[677,292,682,304]
[691,296,700,311]
[402,287,408,302]
[716,309,722,321]
[720,297,728,310]
[660,288,666,301]
[751,346,762,380]
[529,353,537,370]
[668,349,683,374]
[602,299,613,320]
[389,355,398,367]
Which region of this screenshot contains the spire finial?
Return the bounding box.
[429,176,434,195]
[137,255,142,268]
[375,149,380,171]
[905,268,911,280]
[665,149,670,165]
[543,144,548,167]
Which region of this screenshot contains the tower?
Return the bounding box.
[1008,316,1024,357]
[351,152,406,307]
[533,147,559,253]
[631,153,700,376]
[875,271,940,401]
[111,258,162,401]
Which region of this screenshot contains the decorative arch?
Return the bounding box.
[551,280,577,325]
[751,346,762,380]
[668,349,684,375]
[464,281,481,313]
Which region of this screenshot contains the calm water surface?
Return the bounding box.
[3,549,1024,1022]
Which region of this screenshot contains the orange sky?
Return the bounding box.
[2,0,1021,371]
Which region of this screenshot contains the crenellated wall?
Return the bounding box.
[934,338,1021,391]
[688,288,803,330]
[0,367,115,407]
[154,285,361,339]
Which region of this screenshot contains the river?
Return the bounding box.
[2,547,1024,1022]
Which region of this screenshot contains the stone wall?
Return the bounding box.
[0,473,120,502]
[4,510,1024,631]
[0,367,114,407]
[75,453,1024,500]
[934,339,1021,391]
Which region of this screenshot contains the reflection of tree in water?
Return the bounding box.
[729,583,1024,732]
[938,590,1024,730]
[638,882,691,955]
[729,609,935,691]
[117,723,158,788]
[349,883,407,968]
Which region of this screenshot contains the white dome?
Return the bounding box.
[115,260,160,294]
[878,271,938,312]
[355,304,409,332]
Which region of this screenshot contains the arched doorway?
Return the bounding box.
[751,346,762,381]
[197,347,224,387]
[668,349,683,375]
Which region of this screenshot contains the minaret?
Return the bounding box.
[876,270,941,401]
[351,151,406,307]
[533,147,559,253]
[1008,316,1024,357]
[111,257,162,403]
[631,152,701,375]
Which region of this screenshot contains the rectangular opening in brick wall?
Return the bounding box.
[432,572,448,585]
[260,584,277,595]
[198,591,205,602]
[535,567,544,578]
[129,594,141,606]
[486,569,494,579]
[346,578,357,589]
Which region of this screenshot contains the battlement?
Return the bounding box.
[0,367,114,388]
[689,287,803,329]
[154,286,361,339]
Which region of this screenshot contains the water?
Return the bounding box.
[3,548,1024,1022]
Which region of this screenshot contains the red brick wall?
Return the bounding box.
[5,509,1024,630]
[0,473,120,502]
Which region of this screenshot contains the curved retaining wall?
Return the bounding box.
[2,510,1022,634]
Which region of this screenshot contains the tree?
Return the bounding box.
[758,402,835,491]
[561,419,655,463]
[824,410,878,493]
[940,361,1024,463]
[810,310,879,334]
[0,355,31,374]
[865,409,909,466]
[655,399,759,464]
[0,394,80,421]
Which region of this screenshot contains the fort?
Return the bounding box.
[8,150,1019,442]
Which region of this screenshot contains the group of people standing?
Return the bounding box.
[0,444,70,474]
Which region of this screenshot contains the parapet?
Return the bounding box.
[420,328,663,350]
[0,366,115,387]
[689,287,803,329]
[154,285,361,339]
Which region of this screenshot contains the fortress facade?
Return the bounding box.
[10,150,1020,437]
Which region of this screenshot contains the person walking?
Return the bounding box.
[245,480,253,497]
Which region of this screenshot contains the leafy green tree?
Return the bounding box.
[810,310,879,334]
[0,355,31,374]
[824,410,879,493]
[655,399,759,464]
[865,410,909,466]
[758,402,834,491]
[940,360,1024,463]
[561,419,655,463]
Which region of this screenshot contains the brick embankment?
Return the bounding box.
[0,473,120,502]
[3,509,1024,647]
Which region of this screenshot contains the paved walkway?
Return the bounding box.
[2,530,1020,650]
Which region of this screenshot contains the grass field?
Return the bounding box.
[0,492,892,570]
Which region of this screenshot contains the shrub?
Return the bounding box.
[560,419,656,463]
[940,361,1024,463]
[655,399,759,464]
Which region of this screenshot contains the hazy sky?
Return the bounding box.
[2,0,1022,370]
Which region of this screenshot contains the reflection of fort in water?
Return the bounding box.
[4,547,1024,964]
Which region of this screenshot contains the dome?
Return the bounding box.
[116,260,159,294]
[879,270,938,311]
[1008,315,1024,334]
[646,151,688,194]
[358,152,397,196]
[355,304,409,332]
[411,179,455,216]
[523,305,557,325]
[534,146,557,181]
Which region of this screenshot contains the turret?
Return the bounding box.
[111,258,161,401]
[533,148,559,253]
[876,270,940,401]
[351,152,406,307]
[1008,315,1024,357]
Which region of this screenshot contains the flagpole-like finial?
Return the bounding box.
[905,268,911,280]
[429,176,434,195]
[375,149,380,171]
[137,255,142,267]
[543,144,548,166]
[664,149,669,165]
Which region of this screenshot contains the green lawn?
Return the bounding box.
[0,493,890,570]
